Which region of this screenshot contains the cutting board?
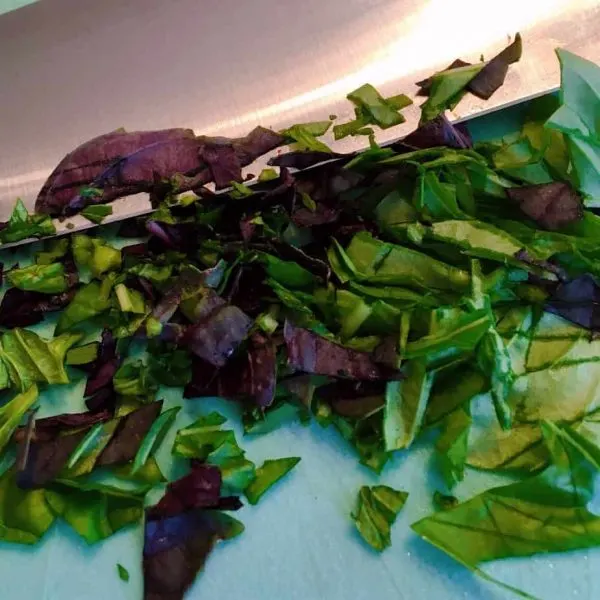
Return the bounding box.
[0,102,598,600]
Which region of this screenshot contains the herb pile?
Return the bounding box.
[2,39,600,599]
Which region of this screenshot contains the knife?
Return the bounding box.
[1,0,599,246]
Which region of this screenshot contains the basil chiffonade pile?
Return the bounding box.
[1,37,600,599]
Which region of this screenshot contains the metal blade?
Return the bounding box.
[1,0,599,242]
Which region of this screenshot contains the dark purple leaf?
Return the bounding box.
[118,218,149,238]
[183,357,221,399]
[240,215,257,243]
[467,33,522,100]
[198,144,241,190]
[225,264,271,317]
[85,387,118,413]
[416,59,471,96]
[241,334,277,409]
[507,182,583,230]
[14,409,111,444]
[97,401,163,466]
[147,464,241,520]
[546,275,600,332]
[227,126,286,165]
[268,151,347,170]
[292,204,340,227]
[318,380,385,418]
[35,128,197,216]
[401,115,472,150]
[84,357,119,397]
[283,321,399,380]
[514,250,568,282]
[122,243,150,258]
[146,221,201,254]
[181,305,252,367]
[16,430,87,489]
[0,287,76,328]
[143,510,240,600]
[372,336,399,369]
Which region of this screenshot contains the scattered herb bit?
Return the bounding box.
[0,199,56,244]
[352,485,408,551]
[117,563,129,582]
[81,204,113,224]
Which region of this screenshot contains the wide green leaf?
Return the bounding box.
[414,423,600,567]
[0,329,82,390]
[7,263,69,294]
[46,479,145,544]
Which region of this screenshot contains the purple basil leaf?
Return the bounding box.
[198,144,241,190]
[0,287,76,328]
[97,401,163,466]
[35,128,196,216]
[183,357,221,399]
[228,126,286,165]
[85,387,118,413]
[546,274,600,332]
[146,463,241,520]
[16,430,87,489]
[242,334,277,409]
[506,181,583,230]
[284,321,398,380]
[317,380,385,418]
[146,222,200,253]
[181,305,252,367]
[401,115,472,149]
[467,33,522,100]
[143,510,242,600]
[292,204,340,227]
[14,409,112,444]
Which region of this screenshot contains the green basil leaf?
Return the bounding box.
[35,237,70,266]
[0,199,56,244]
[0,386,38,456]
[72,234,121,279]
[0,329,82,390]
[0,467,55,544]
[65,342,99,367]
[117,564,129,583]
[245,457,300,505]
[56,277,115,333]
[131,406,180,474]
[80,204,113,224]
[113,359,157,397]
[436,404,472,488]
[384,361,434,451]
[113,284,146,314]
[413,423,600,582]
[352,485,408,551]
[420,63,484,122]
[7,263,69,294]
[46,479,145,544]
[281,122,332,153]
